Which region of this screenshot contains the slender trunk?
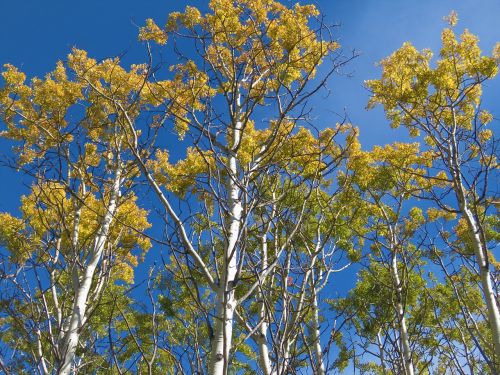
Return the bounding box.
[463,205,500,363]
[398,306,414,375]
[449,110,500,363]
[311,285,325,375]
[57,165,122,375]
[209,290,236,375]
[257,234,274,375]
[377,329,388,375]
[279,252,292,375]
[209,94,243,375]
[36,328,49,375]
[390,254,414,375]
[257,319,273,375]
[282,341,291,375]
[208,186,239,375]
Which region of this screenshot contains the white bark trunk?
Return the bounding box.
[398,307,414,375]
[463,205,500,362]
[449,109,500,362]
[256,234,275,375]
[257,321,274,375]
[209,94,243,375]
[279,252,294,375]
[390,254,414,375]
[57,166,122,375]
[377,329,388,375]
[281,343,291,375]
[311,290,325,375]
[209,291,236,375]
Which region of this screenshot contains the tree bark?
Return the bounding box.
[447,115,500,363]
[462,205,500,363]
[208,95,243,375]
[257,234,275,375]
[209,291,236,375]
[257,324,274,375]
[57,165,122,375]
[311,286,325,375]
[390,253,414,375]
[377,329,388,375]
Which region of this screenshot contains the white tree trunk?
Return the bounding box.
[57,166,121,375]
[257,321,274,375]
[208,182,239,374]
[448,111,500,362]
[390,254,414,375]
[377,329,388,375]
[209,96,243,375]
[279,252,292,375]
[462,206,500,362]
[311,289,325,375]
[398,306,414,375]
[209,291,236,375]
[256,234,275,375]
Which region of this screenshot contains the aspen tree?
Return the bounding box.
[105,1,346,373]
[0,54,151,374]
[367,12,500,364]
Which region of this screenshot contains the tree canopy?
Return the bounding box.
[0,2,498,374]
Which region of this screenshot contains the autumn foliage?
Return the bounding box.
[0,3,499,374]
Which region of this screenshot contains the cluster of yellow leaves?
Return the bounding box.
[68,49,148,98]
[427,207,456,223]
[71,49,217,141]
[478,110,493,125]
[111,194,152,283]
[237,120,330,176]
[66,49,155,140]
[347,142,439,194]
[432,170,451,188]
[239,121,352,178]
[400,206,426,237]
[0,48,163,165]
[83,143,101,167]
[159,62,215,139]
[0,182,150,284]
[493,41,500,60]
[142,0,338,98]
[139,18,168,45]
[234,120,267,165]
[366,12,498,136]
[443,10,459,27]
[0,213,31,262]
[451,210,500,260]
[148,120,345,200]
[454,217,477,256]
[272,126,323,176]
[148,148,215,198]
[479,153,498,168]
[0,62,83,163]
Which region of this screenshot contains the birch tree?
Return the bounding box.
[0,56,151,374]
[86,1,350,373]
[235,170,361,374]
[329,142,432,374]
[425,215,500,373]
[425,262,498,373]
[366,11,500,364]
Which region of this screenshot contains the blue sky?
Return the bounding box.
[0,0,499,371]
[1,0,499,268]
[1,0,499,287]
[1,1,499,139]
[1,0,499,205]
